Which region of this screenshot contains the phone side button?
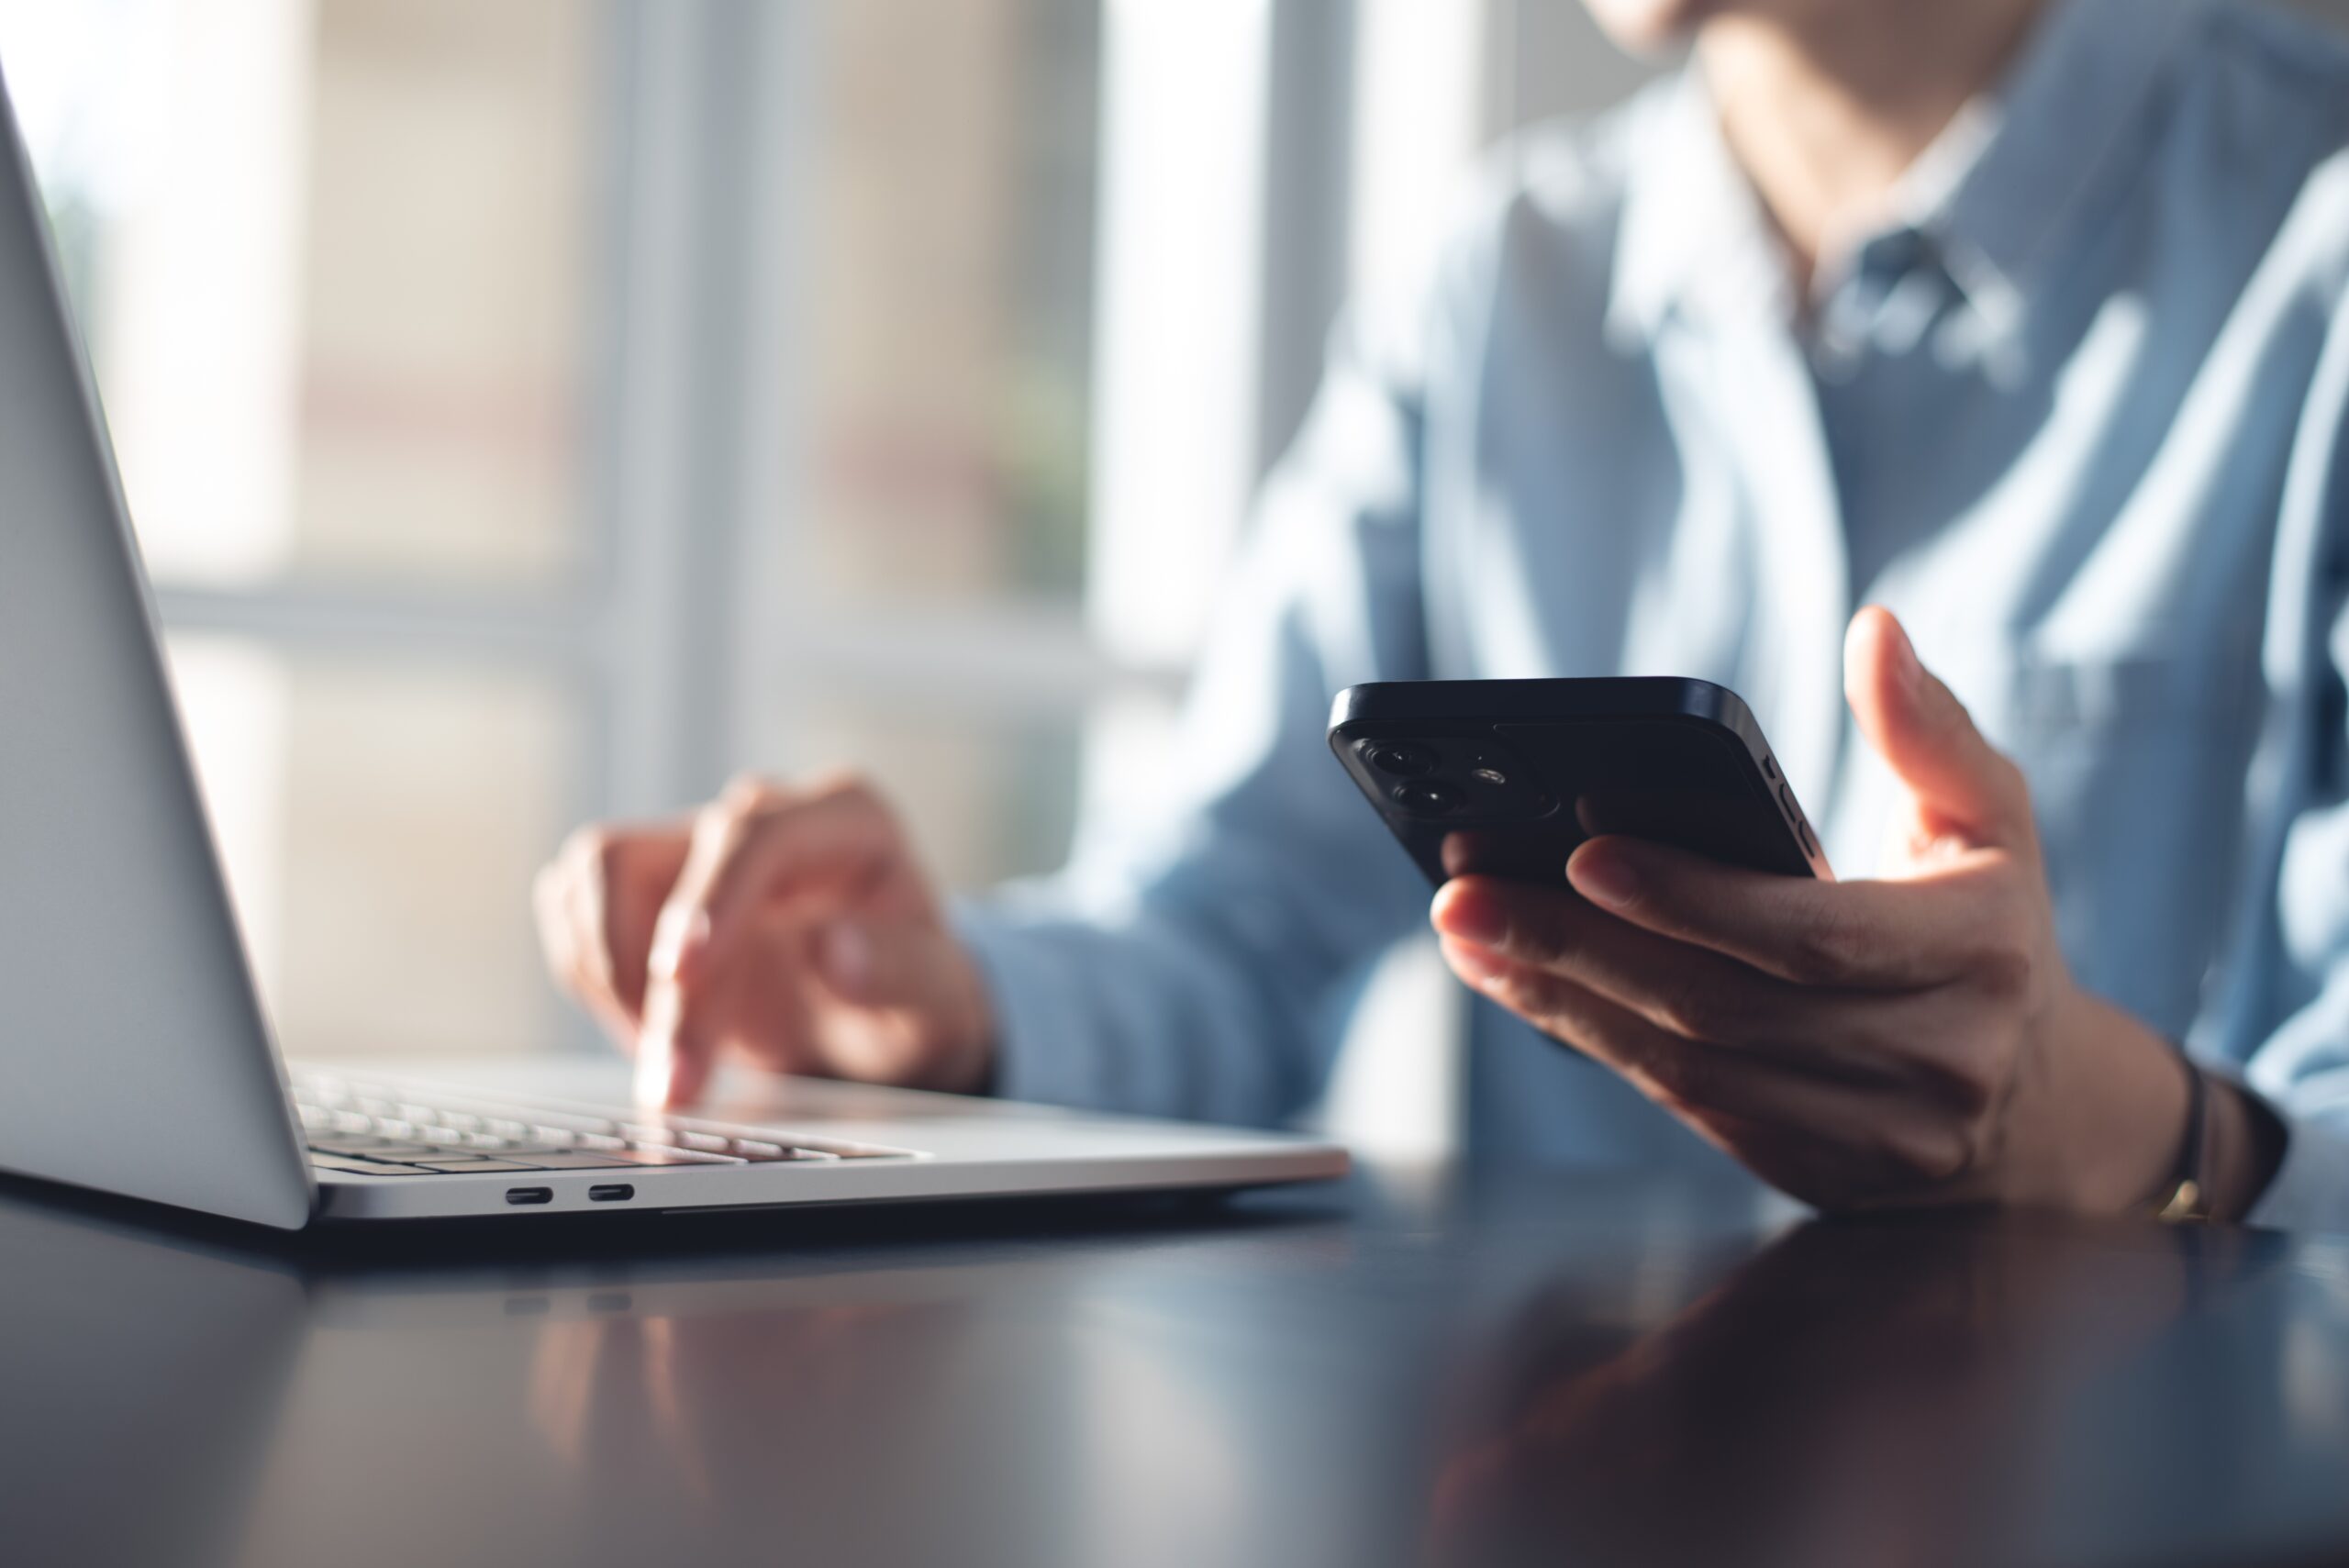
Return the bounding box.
[1762,754,1778,782]
[1777,782,1819,859]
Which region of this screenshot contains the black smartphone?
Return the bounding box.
[1328,677,1832,886]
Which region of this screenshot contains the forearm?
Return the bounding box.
[954,899,1348,1125]
[2046,991,2284,1222]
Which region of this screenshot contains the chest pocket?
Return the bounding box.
[1984,646,2262,1036]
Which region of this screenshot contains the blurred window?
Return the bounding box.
[0,0,1630,1106]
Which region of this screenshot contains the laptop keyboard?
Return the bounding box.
[293,1073,921,1177]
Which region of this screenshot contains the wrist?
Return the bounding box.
[2031,987,2192,1215]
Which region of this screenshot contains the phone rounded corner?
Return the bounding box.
[1327,684,1375,734]
[1669,676,1742,721]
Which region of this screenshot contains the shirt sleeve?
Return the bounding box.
[2228,276,2349,1230]
[949,245,1475,1127]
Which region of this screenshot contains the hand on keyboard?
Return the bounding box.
[295,1075,915,1176]
[533,773,994,1110]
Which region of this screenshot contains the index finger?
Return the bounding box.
[636,777,905,1106]
[1563,834,2014,990]
[651,775,902,984]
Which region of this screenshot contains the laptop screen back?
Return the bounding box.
[0,57,312,1228]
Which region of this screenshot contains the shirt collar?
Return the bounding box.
[1606,0,2190,361]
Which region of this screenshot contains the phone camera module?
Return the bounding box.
[1392,779,1464,816]
[1364,741,1435,777]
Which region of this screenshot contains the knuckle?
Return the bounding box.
[1969,934,2036,1001]
[1904,1027,2004,1118]
[815,769,899,828]
[1653,978,1731,1041]
[1492,894,1575,968]
[807,764,872,800]
[1645,1045,1717,1106]
[1785,911,1868,984]
[720,772,785,816]
[699,793,764,851]
[1937,1067,1998,1121]
[589,836,634,887]
[1889,1120,1976,1185]
[557,824,610,876]
[1500,918,1564,971]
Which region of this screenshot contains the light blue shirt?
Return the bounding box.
[960,0,2349,1231]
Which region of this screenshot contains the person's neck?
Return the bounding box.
[1698,0,2044,295]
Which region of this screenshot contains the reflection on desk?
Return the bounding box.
[4,1169,2347,1568]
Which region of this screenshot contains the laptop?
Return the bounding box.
[0,61,1344,1229]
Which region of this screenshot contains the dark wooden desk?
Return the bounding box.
[6,1166,2348,1568]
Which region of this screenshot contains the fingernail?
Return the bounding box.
[634,1028,674,1106]
[819,922,871,995]
[1886,617,1924,698]
[650,908,710,983]
[1570,846,1640,909]
[1432,884,1508,947]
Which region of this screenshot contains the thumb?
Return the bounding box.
[1844,606,2034,850]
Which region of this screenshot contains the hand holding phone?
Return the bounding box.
[1325,613,2232,1225]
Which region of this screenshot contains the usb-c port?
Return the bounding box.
[505,1186,553,1206]
[587,1184,635,1204]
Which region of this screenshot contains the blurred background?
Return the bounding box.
[2,0,2339,1150]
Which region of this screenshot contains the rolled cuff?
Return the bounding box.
[951,900,1105,1111]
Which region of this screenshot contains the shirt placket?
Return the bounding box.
[1708,309,1854,817]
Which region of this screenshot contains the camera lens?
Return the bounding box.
[1392,779,1464,816]
[1364,741,1435,777]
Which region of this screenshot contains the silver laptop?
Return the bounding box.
[0,61,1343,1229]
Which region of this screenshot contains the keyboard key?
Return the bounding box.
[322,1145,465,1164]
[296,1080,926,1166]
[311,1155,434,1176]
[621,1146,745,1166]
[312,1138,405,1157]
[515,1151,651,1171]
[306,1134,383,1153]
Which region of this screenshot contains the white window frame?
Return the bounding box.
[141,0,1565,1110]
